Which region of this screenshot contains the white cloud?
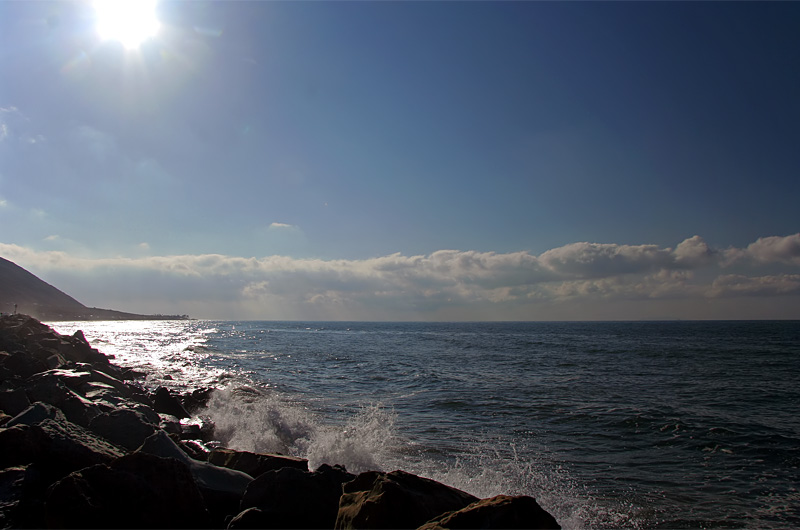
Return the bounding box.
[708,274,800,297]
[269,222,295,230]
[0,106,44,146]
[723,233,800,266]
[1,234,799,320]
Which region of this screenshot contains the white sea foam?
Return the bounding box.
[202,385,399,473]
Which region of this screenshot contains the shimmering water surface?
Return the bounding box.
[49,320,800,529]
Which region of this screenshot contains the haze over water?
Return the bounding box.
[51,319,800,529]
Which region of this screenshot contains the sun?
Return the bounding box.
[93,0,161,49]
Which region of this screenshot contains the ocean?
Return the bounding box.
[47,320,800,529]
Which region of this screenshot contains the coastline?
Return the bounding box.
[0,314,560,529]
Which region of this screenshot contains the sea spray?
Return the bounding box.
[204,385,316,455]
[203,384,399,473]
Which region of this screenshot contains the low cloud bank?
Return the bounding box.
[2,234,799,320]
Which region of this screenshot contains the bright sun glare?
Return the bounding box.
[93,0,160,49]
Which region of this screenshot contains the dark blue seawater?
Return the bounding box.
[50,320,800,529]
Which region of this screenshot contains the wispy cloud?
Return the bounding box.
[1,234,798,320]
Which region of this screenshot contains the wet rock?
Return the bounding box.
[137,429,253,526]
[153,386,191,419]
[45,453,209,529]
[208,448,309,478]
[159,413,183,435]
[178,439,212,461]
[88,408,158,451]
[179,387,214,413]
[336,470,479,530]
[241,463,355,529]
[418,494,561,530]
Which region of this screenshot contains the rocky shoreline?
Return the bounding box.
[0,314,560,529]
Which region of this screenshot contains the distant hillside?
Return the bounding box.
[0,256,188,321]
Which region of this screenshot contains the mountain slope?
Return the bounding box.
[0,256,187,320]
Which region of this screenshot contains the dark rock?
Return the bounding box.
[336,470,479,530]
[0,418,125,481]
[5,402,66,427]
[1,351,47,380]
[0,424,47,470]
[159,413,183,435]
[33,368,93,390]
[137,429,253,526]
[88,368,133,397]
[88,408,158,451]
[45,453,209,529]
[178,439,212,461]
[208,448,309,478]
[23,371,104,426]
[153,386,190,419]
[181,387,214,414]
[0,388,31,416]
[418,494,561,530]
[80,381,126,407]
[0,465,45,529]
[241,464,355,529]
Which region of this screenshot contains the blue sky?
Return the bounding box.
[1,1,799,320]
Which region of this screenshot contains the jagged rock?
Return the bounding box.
[208,448,309,478]
[23,371,105,426]
[5,402,66,427]
[88,408,158,451]
[0,388,30,416]
[159,413,183,435]
[88,368,133,397]
[29,368,93,391]
[241,463,355,529]
[0,351,47,380]
[118,400,161,424]
[418,494,561,530]
[335,470,479,530]
[45,453,209,529]
[178,439,212,461]
[0,417,125,491]
[137,429,253,526]
[180,387,214,414]
[153,386,191,419]
[81,381,127,407]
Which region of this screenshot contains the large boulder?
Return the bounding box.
[418,494,561,530]
[88,408,158,451]
[208,448,309,478]
[137,429,253,526]
[335,470,478,530]
[23,372,104,427]
[45,452,209,529]
[0,417,126,489]
[239,464,355,529]
[0,351,47,381]
[152,387,190,419]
